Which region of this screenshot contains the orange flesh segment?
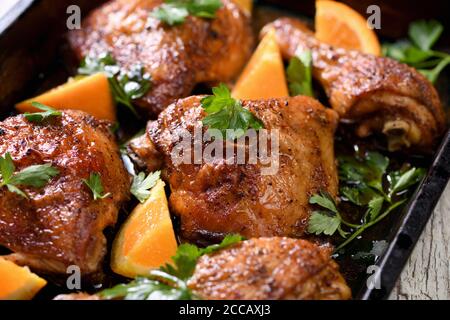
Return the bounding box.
[315,0,381,56]
[232,29,289,100]
[0,257,47,300]
[111,180,178,278]
[15,73,116,121]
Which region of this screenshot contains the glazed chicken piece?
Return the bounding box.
[188,237,351,300]
[69,0,253,117]
[262,18,446,151]
[0,111,130,276]
[131,95,338,242]
[55,237,351,300]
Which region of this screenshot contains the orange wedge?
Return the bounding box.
[111,180,178,278]
[16,73,116,121]
[232,28,289,100]
[0,257,47,300]
[315,0,381,55]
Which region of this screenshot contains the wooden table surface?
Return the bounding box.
[390,181,450,300]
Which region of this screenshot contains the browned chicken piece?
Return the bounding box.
[69,0,253,117]
[132,95,338,243]
[188,237,351,300]
[0,111,130,276]
[262,18,446,151]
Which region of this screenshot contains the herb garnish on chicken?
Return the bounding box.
[286,50,313,97]
[152,0,223,26]
[0,152,59,199]
[82,172,111,200]
[24,102,62,123]
[201,84,263,139]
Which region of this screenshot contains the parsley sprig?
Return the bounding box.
[383,20,450,83]
[286,50,314,97]
[100,234,243,300]
[24,102,62,123]
[307,151,425,252]
[201,84,264,140]
[78,53,151,116]
[152,0,223,26]
[131,170,161,203]
[82,172,111,200]
[0,152,59,198]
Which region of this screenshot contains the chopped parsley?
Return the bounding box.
[24,102,62,123]
[0,152,59,198]
[152,0,223,26]
[201,83,264,140]
[286,50,314,97]
[130,170,161,203]
[307,151,425,252]
[82,172,111,200]
[383,20,450,83]
[78,53,151,116]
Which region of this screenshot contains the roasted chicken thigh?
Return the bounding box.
[188,237,351,300]
[69,0,253,117]
[0,111,130,276]
[263,18,446,151]
[132,95,339,242]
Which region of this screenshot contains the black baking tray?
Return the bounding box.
[0,0,449,300]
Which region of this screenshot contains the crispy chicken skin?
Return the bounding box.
[0,111,130,276]
[262,18,446,151]
[68,0,253,117]
[188,237,351,300]
[138,95,338,242]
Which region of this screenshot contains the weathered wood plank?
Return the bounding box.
[390,181,450,300]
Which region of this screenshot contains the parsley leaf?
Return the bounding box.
[309,191,338,213]
[78,53,151,116]
[409,20,443,51]
[131,171,161,203]
[82,172,111,200]
[201,84,264,140]
[286,50,313,97]
[24,102,62,123]
[387,167,425,198]
[100,276,195,300]
[338,151,389,193]
[0,152,59,198]
[100,234,243,300]
[10,164,59,188]
[383,19,449,83]
[419,56,450,83]
[366,195,384,221]
[151,0,222,26]
[161,234,244,280]
[308,150,425,252]
[307,211,341,236]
